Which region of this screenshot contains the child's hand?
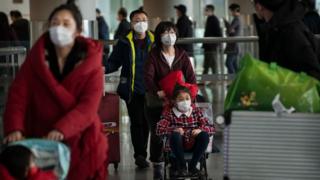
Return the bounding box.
[174,128,184,135]
[3,131,24,143]
[46,130,64,141]
[192,129,202,137]
[157,91,166,99]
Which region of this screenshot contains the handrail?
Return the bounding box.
[176,36,259,44]
[103,36,259,46]
[0,47,26,56]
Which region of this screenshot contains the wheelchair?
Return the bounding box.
[162,139,212,180]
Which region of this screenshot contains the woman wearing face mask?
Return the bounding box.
[144,21,196,179]
[3,3,108,180]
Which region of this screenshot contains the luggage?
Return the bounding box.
[98,93,120,170]
[12,139,70,180]
[224,54,320,113]
[223,111,320,180]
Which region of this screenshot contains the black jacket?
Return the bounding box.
[203,15,222,50]
[97,16,109,41]
[105,31,154,102]
[114,19,130,39]
[259,0,320,80]
[11,18,30,41]
[176,15,193,56]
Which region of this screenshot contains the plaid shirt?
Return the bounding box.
[156,105,215,150]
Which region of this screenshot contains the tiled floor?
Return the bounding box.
[108,112,225,180]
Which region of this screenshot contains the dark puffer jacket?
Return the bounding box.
[259,0,320,80]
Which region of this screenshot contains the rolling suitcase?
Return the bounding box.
[98,93,120,170]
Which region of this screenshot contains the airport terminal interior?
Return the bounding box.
[1,0,320,180]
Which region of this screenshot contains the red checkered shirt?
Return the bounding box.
[156,105,215,150]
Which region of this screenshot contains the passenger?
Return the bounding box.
[301,0,320,34]
[203,4,222,74]
[0,12,18,47]
[253,0,320,80]
[156,73,214,177]
[106,9,154,169]
[3,3,108,180]
[224,3,242,74]
[0,145,57,180]
[174,4,194,56]
[114,7,130,39]
[9,10,30,49]
[144,21,196,179]
[96,8,110,57]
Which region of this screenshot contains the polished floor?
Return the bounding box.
[107,104,225,180]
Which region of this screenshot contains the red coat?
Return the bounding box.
[3,35,108,180]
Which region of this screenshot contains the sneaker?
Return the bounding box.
[178,168,188,177]
[188,167,201,177]
[153,163,164,180]
[135,156,149,168]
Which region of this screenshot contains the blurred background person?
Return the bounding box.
[96,8,110,59]
[224,3,242,74]
[253,0,320,79]
[203,4,222,74]
[114,7,130,40]
[9,10,30,49]
[174,4,194,57]
[0,12,18,48]
[301,0,320,34]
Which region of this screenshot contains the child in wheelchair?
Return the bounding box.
[156,76,215,178]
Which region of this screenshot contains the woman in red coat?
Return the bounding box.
[3,3,108,180]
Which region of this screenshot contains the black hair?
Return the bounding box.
[48,3,83,31]
[229,3,241,12]
[206,4,215,12]
[96,8,101,14]
[129,9,148,21]
[9,10,22,18]
[118,7,128,18]
[154,21,177,49]
[0,12,10,30]
[253,0,285,12]
[301,0,316,10]
[0,145,33,180]
[172,83,191,100]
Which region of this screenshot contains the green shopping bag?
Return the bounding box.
[224,54,320,113]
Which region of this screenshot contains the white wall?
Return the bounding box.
[0,0,30,21]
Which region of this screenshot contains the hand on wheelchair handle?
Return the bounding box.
[46,130,64,141]
[3,131,24,144]
[174,128,184,135]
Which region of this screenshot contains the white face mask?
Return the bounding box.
[176,100,191,113]
[133,21,148,34]
[49,26,74,47]
[161,33,176,46]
